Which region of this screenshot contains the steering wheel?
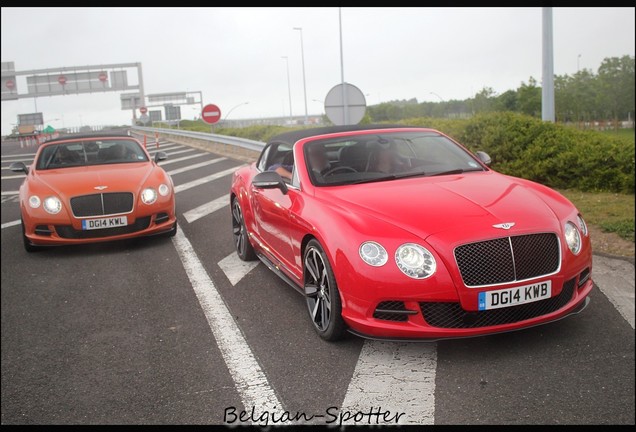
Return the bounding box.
[322,166,357,176]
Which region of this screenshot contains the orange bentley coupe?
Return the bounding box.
[10,133,177,252]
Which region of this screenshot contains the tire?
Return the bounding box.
[303,239,347,341]
[231,197,256,261]
[21,218,40,253]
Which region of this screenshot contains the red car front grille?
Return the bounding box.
[454,233,560,287]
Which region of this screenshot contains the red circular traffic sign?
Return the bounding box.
[201,104,222,124]
[98,72,108,82]
[139,106,148,114]
[5,79,15,89]
[58,75,67,85]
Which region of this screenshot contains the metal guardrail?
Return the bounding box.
[131,125,266,152]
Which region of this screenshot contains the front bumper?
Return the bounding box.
[341,272,593,341]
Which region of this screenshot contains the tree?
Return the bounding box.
[517,77,542,118]
[597,55,635,129]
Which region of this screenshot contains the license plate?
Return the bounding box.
[81,216,128,230]
[478,281,552,311]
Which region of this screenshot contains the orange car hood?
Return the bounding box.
[32,163,156,197]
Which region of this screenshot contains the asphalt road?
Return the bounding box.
[1,134,633,426]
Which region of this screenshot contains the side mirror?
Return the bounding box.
[252,171,288,194]
[154,151,167,163]
[475,151,491,166]
[10,161,29,174]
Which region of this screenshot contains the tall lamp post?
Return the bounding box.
[281,56,293,123]
[223,102,249,126]
[293,27,309,125]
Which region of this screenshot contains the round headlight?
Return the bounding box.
[395,243,437,279]
[158,183,170,197]
[359,241,388,266]
[43,196,62,214]
[141,188,157,204]
[577,214,588,237]
[564,221,582,255]
[28,195,41,209]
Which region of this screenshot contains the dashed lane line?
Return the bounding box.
[171,227,284,424]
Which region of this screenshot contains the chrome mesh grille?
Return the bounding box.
[454,233,560,287]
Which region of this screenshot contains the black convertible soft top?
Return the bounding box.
[267,124,413,145]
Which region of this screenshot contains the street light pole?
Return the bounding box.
[338,8,348,125]
[293,27,309,125]
[577,53,581,72]
[429,92,444,102]
[223,102,249,125]
[281,56,293,123]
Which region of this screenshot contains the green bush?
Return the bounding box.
[400,112,634,194]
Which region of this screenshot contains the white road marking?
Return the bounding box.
[171,227,283,423]
[174,166,245,194]
[1,219,21,229]
[162,148,196,156]
[158,153,207,166]
[1,157,33,163]
[1,174,25,179]
[592,255,635,329]
[341,341,437,425]
[183,195,229,224]
[147,143,181,153]
[0,152,37,157]
[1,191,19,195]
[218,252,260,286]
[167,157,227,176]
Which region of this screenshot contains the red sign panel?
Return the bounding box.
[139,106,148,114]
[202,104,222,124]
[58,75,67,85]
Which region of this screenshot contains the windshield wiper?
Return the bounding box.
[351,171,428,185]
[428,168,483,177]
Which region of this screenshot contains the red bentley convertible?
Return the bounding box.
[10,134,177,252]
[230,125,592,341]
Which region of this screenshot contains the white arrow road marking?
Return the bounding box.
[341,341,437,425]
[218,252,260,286]
[172,228,284,423]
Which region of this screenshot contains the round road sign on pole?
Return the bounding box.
[139,106,148,115]
[5,79,15,90]
[201,104,222,124]
[58,75,67,85]
[98,72,108,82]
[324,82,366,125]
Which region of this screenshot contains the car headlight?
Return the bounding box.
[28,195,41,209]
[359,241,388,266]
[141,187,157,204]
[43,196,62,214]
[564,221,582,255]
[158,183,170,197]
[395,243,437,279]
[577,214,588,237]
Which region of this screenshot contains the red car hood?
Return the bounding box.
[319,171,562,241]
[33,163,154,197]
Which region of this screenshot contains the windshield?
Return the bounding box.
[304,131,486,186]
[36,139,148,170]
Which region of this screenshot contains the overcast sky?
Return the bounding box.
[1,7,634,135]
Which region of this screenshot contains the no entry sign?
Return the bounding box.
[202,104,222,124]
